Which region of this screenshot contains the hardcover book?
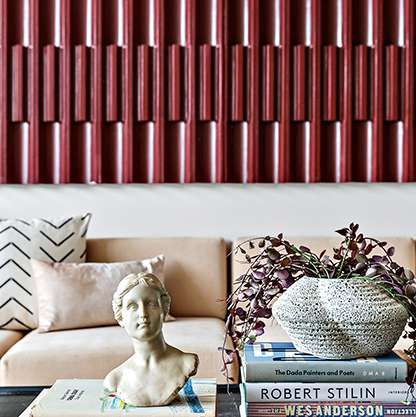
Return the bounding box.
[18,389,48,417]
[30,378,216,417]
[243,381,410,403]
[242,342,408,382]
[241,402,416,417]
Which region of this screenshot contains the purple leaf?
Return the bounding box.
[387,247,395,257]
[276,270,289,280]
[256,308,272,319]
[235,307,246,319]
[405,284,416,299]
[281,276,295,289]
[253,320,265,330]
[392,285,404,295]
[335,228,349,237]
[405,269,415,281]
[267,248,279,261]
[266,288,280,297]
[252,270,265,281]
[244,288,255,297]
[237,293,247,301]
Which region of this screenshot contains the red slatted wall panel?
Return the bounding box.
[0,0,414,183]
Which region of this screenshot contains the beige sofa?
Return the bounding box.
[0,236,414,386]
[0,237,237,386]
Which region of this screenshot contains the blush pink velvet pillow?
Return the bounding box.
[31,256,173,332]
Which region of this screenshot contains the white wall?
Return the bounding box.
[0,183,414,239]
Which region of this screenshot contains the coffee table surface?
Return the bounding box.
[0,384,241,417]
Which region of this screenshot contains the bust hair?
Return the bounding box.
[112,272,171,322]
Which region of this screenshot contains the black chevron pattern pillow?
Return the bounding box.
[0,214,91,330]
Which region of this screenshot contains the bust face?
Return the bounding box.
[120,284,164,341]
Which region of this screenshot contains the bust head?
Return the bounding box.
[113,272,171,341]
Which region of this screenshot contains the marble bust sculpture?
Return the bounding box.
[103,272,199,406]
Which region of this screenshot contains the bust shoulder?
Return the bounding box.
[182,352,199,378]
[103,367,121,392]
[164,346,198,376]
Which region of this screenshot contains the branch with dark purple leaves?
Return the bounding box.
[219,223,416,382]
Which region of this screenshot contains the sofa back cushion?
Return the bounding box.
[87,237,227,319]
[231,236,416,288]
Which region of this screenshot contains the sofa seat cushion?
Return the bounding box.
[0,318,237,386]
[0,330,24,359]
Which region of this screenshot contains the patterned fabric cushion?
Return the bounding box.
[0,214,91,330]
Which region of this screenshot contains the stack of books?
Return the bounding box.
[240,342,415,417]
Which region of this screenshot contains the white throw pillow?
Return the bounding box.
[31,255,173,332]
[0,214,91,330]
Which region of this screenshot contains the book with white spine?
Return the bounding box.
[18,389,48,417]
[30,378,216,417]
[242,342,408,382]
[244,381,411,403]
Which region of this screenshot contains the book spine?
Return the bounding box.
[244,359,407,382]
[244,402,416,417]
[244,382,410,403]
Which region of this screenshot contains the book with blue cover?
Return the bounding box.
[242,342,408,382]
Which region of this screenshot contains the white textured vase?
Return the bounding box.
[272,277,409,359]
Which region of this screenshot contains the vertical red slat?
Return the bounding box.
[185,0,196,183]
[123,0,133,183]
[38,0,60,184]
[69,1,90,183]
[137,45,150,121]
[310,0,321,182]
[372,0,383,181]
[168,45,181,122]
[200,44,212,121]
[385,45,399,122]
[262,45,275,122]
[404,0,414,181]
[341,0,352,182]
[323,45,337,121]
[0,0,6,182]
[106,44,118,122]
[194,1,218,182]
[28,0,39,183]
[248,0,259,182]
[11,45,24,122]
[60,0,70,183]
[279,0,290,182]
[43,45,56,122]
[216,0,226,182]
[293,45,306,122]
[92,0,102,183]
[354,45,368,121]
[74,45,87,122]
[169,45,181,121]
[101,1,123,183]
[154,0,164,182]
[231,44,244,121]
